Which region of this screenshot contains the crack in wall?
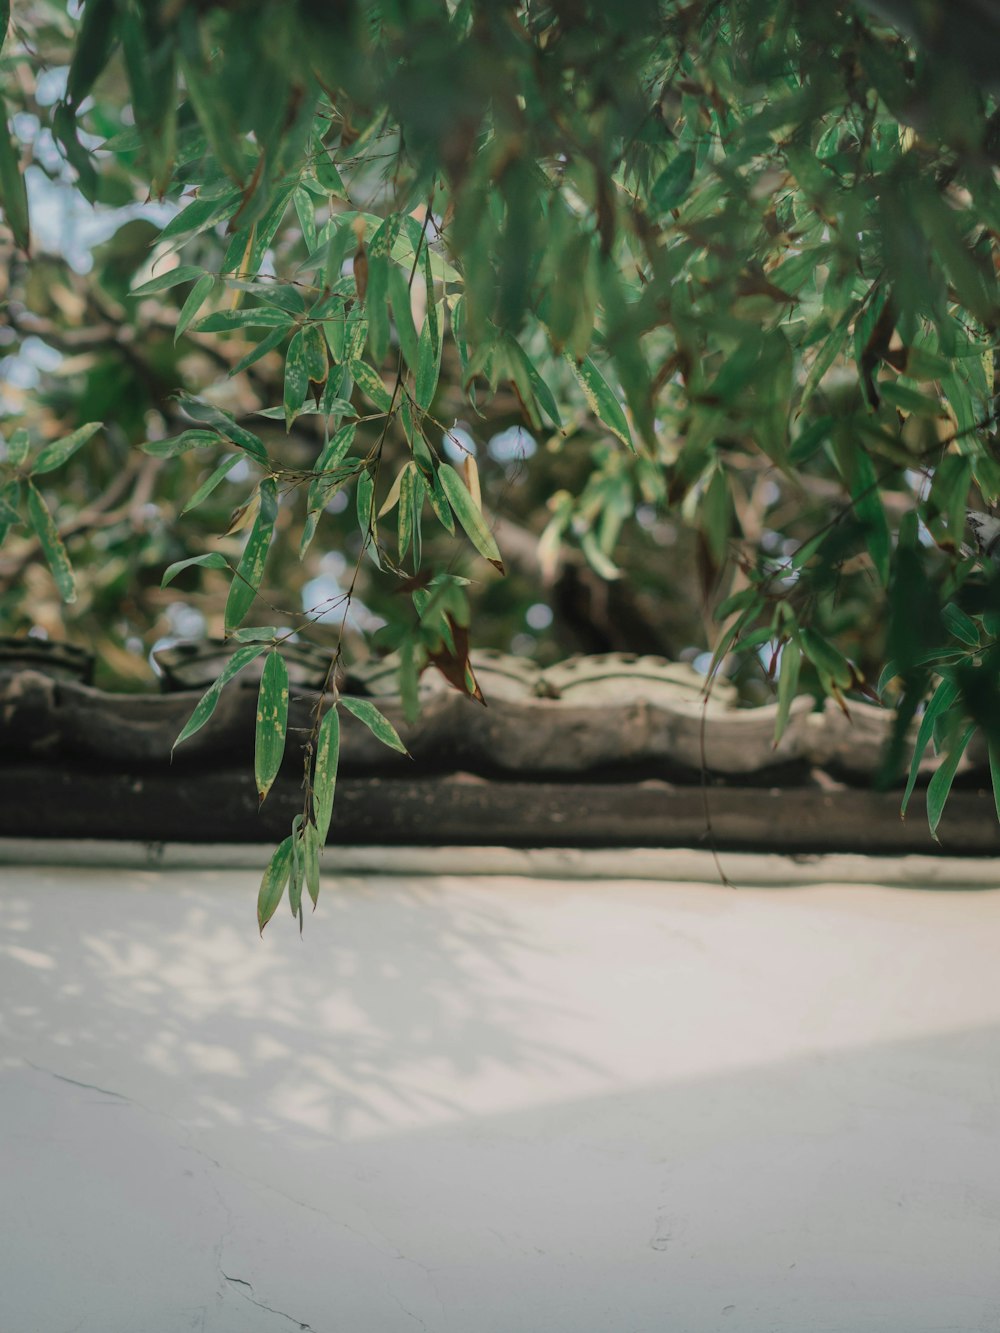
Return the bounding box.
[222,1274,319,1331]
[24,1059,130,1102]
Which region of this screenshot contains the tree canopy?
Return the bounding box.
[3,0,1000,925]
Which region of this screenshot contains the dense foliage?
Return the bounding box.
[3,0,1000,924]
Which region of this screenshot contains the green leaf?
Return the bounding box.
[224,476,278,633]
[926,723,975,842]
[6,428,29,468]
[989,739,1000,825]
[800,628,853,689]
[132,265,206,296]
[568,357,633,450]
[228,324,288,377]
[232,625,279,642]
[350,358,393,411]
[307,423,357,511]
[505,337,562,430]
[0,478,21,543]
[774,638,801,747]
[315,150,346,196]
[313,704,341,842]
[283,328,310,428]
[356,467,379,566]
[182,454,243,513]
[158,191,241,245]
[161,551,230,587]
[31,423,101,476]
[175,273,217,342]
[26,483,75,602]
[715,586,759,620]
[366,248,390,366]
[388,261,420,371]
[942,602,980,647]
[118,7,177,193]
[196,307,295,332]
[141,429,220,459]
[176,396,270,468]
[901,677,959,819]
[438,463,504,572]
[257,835,294,934]
[0,101,29,252]
[303,820,321,908]
[651,149,696,212]
[254,650,289,803]
[288,826,304,922]
[177,27,246,185]
[398,462,416,560]
[800,306,853,411]
[879,381,945,416]
[848,446,890,585]
[294,186,317,253]
[340,696,409,755]
[301,323,328,384]
[414,302,443,412]
[173,643,268,751]
[64,0,116,106]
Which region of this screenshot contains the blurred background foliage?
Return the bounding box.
[1,0,1000,750]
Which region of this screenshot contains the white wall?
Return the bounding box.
[2,860,1000,1331]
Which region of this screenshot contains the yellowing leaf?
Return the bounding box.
[254,650,289,803]
[438,463,504,572]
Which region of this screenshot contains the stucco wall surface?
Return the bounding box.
[2,860,1000,1332]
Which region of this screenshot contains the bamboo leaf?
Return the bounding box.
[340,695,409,754]
[568,356,633,449]
[284,328,310,427]
[313,704,341,842]
[132,265,206,295]
[989,739,1000,825]
[438,463,504,572]
[174,397,269,467]
[257,835,294,934]
[288,829,304,922]
[388,261,419,370]
[307,423,356,511]
[31,423,101,476]
[197,307,295,332]
[26,483,75,602]
[0,101,29,252]
[224,476,278,633]
[173,643,268,751]
[6,428,29,468]
[182,454,242,513]
[0,478,21,544]
[942,602,980,647]
[356,467,375,537]
[303,820,321,908]
[774,638,801,747]
[398,462,416,560]
[301,323,328,384]
[228,324,288,377]
[901,677,959,819]
[926,723,975,841]
[161,551,230,587]
[350,358,393,411]
[414,307,443,411]
[651,149,695,212]
[142,429,220,459]
[254,650,289,803]
[850,448,891,585]
[175,273,217,342]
